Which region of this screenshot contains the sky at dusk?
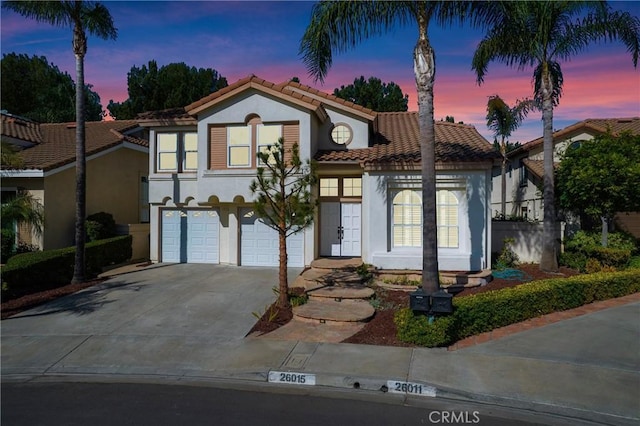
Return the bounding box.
[2,0,639,143]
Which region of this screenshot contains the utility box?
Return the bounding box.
[430,290,453,314]
[409,289,430,313]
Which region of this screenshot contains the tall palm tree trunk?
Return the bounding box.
[500,136,507,217]
[539,66,559,272]
[72,24,87,283]
[415,15,439,295]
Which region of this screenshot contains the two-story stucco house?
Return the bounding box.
[139,76,499,271]
[493,117,640,236]
[1,112,149,251]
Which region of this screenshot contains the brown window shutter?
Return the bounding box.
[282,122,299,163]
[209,125,227,170]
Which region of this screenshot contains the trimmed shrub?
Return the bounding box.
[395,269,640,347]
[86,212,116,242]
[395,309,456,347]
[1,235,132,300]
[559,251,587,271]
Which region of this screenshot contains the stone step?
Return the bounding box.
[310,257,363,271]
[317,270,364,286]
[293,299,375,324]
[308,285,375,301]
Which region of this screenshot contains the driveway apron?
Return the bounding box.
[2,264,301,377]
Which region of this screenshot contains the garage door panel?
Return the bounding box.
[240,209,304,267]
[161,209,219,264]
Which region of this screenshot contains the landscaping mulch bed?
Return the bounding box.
[249,263,581,346]
[1,278,106,320]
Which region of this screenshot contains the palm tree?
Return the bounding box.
[472,1,640,272]
[486,95,535,217]
[3,1,117,282]
[1,191,45,239]
[301,1,475,296]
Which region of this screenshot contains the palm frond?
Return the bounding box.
[299,1,412,83]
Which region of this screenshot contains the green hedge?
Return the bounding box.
[395,269,640,347]
[1,235,132,300]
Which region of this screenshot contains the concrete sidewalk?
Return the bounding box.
[2,265,638,425]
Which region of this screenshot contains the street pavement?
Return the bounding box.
[2,263,638,425]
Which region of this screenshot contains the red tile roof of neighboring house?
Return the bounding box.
[316,112,499,166]
[1,118,148,171]
[1,113,43,144]
[513,117,640,156]
[136,107,196,125]
[522,159,545,179]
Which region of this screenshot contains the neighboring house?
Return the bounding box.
[138,75,499,271]
[1,112,149,251]
[492,117,640,236]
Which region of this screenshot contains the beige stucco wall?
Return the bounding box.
[36,146,148,250]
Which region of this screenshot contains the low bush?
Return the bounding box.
[628,256,640,269]
[85,212,116,242]
[493,238,519,270]
[1,235,132,300]
[395,269,640,347]
[565,230,638,254]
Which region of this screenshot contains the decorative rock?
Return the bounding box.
[294,299,375,323]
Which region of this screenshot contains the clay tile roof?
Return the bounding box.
[3,120,147,171]
[522,159,544,179]
[136,107,196,125]
[185,75,265,113]
[1,113,43,144]
[281,80,376,118]
[516,117,640,154]
[315,112,499,166]
[183,75,327,118]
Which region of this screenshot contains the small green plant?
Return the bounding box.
[288,289,308,307]
[355,263,373,283]
[252,304,280,323]
[383,275,420,286]
[494,238,519,270]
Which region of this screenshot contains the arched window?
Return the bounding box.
[437,190,459,248]
[392,190,421,247]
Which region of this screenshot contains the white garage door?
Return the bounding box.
[240,209,304,267]
[161,209,219,264]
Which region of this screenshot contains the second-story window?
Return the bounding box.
[228,125,251,167]
[257,124,282,164]
[156,132,198,173]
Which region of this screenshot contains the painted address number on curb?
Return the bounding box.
[387,380,436,397]
[269,371,316,386]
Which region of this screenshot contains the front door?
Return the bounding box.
[320,202,361,257]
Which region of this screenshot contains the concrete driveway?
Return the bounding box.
[2,263,302,376]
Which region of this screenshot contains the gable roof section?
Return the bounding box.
[282,80,376,120]
[1,113,43,145]
[185,75,329,121]
[315,112,499,167]
[2,120,147,172]
[513,117,640,156]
